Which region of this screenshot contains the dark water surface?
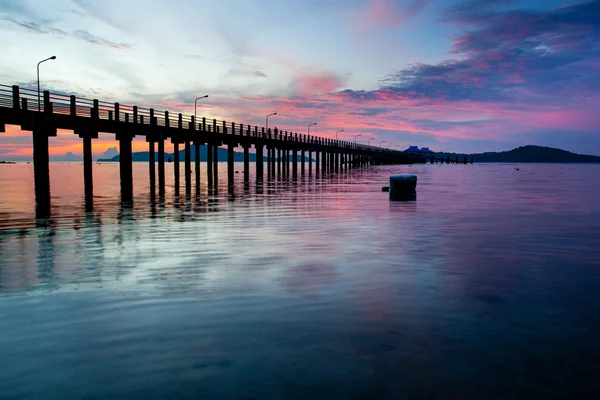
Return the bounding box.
[1,162,600,399]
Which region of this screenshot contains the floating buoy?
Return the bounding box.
[389,174,417,201]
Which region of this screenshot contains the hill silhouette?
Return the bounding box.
[435,145,600,163]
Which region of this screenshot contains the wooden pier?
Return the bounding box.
[0,84,426,217]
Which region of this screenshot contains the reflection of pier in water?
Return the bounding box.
[0,85,426,218]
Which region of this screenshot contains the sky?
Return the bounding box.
[0,0,599,160]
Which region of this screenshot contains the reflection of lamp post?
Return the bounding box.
[308,122,317,135]
[368,137,375,145]
[37,55,57,112]
[266,112,277,130]
[354,134,361,144]
[380,140,386,147]
[194,95,209,126]
[388,142,394,149]
[336,129,344,140]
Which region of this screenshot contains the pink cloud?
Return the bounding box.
[356,0,433,32]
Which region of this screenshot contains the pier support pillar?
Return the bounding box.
[194,142,201,192]
[158,139,165,193]
[228,141,235,185]
[118,133,133,202]
[185,140,192,190]
[148,141,155,188]
[316,151,320,175]
[207,143,213,186]
[292,149,298,177]
[301,149,305,175]
[83,136,93,210]
[173,142,180,191]
[213,144,219,186]
[334,152,339,173]
[32,127,50,217]
[277,148,282,176]
[243,145,249,182]
[256,144,264,179]
[321,150,327,172]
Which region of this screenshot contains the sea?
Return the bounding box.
[1,161,599,399]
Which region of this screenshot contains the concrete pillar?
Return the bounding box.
[292,147,298,176]
[173,141,180,191]
[213,142,219,186]
[277,147,282,176]
[194,142,200,192]
[301,149,305,174]
[118,132,133,202]
[185,139,191,189]
[244,145,249,182]
[32,125,50,217]
[334,152,339,173]
[207,141,213,186]
[228,141,235,184]
[256,141,264,180]
[148,140,155,187]
[316,149,320,174]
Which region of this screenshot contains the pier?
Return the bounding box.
[0,84,426,217]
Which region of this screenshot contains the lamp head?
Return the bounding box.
[50,56,57,60]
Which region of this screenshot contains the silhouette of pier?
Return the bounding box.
[0,85,426,217]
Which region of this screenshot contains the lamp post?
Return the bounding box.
[380,140,386,147]
[336,129,344,140]
[395,145,401,150]
[354,134,361,144]
[308,122,317,135]
[37,55,56,112]
[194,95,209,127]
[368,137,375,145]
[388,142,394,149]
[266,112,277,130]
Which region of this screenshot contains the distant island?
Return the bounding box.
[97,144,312,162]
[433,145,600,163]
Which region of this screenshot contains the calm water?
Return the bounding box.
[1,162,600,399]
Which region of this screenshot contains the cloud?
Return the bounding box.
[357,0,433,32]
[250,70,267,78]
[370,0,600,118]
[292,73,345,95]
[1,16,67,35]
[71,29,132,50]
[1,16,133,50]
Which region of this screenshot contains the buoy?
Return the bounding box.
[389,174,417,200]
[382,186,390,192]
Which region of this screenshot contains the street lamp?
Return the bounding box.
[308,122,317,135]
[388,142,394,149]
[266,112,277,130]
[37,55,56,112]
[336,129,344,140]
[354,134,361,144]
[395,145,401,150]
[368,137,375,145]
[380,140,386,147]
[194,95,209,127]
